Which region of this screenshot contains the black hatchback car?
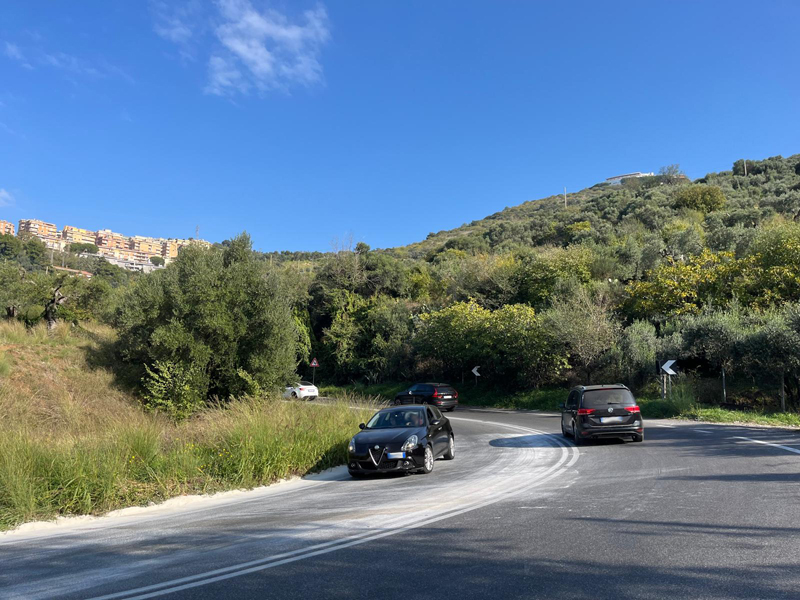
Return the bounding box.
[394,383,459,411]
[560,384,644,443]
[348,405,455,476]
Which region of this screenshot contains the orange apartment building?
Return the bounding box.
[96,229,130,251]
[62,225,98,246]
[129,236,162,256]
[18,219,58,238]
[18,219,64,250]
[0,220,14,236]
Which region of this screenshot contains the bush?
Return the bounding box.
[675,185,726,213]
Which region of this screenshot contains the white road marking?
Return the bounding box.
[694,429,714,434]
[84,418,579,600]
[731,436,800,455]
[648,423,675,428]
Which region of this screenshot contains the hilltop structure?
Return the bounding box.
[12,218,211,272]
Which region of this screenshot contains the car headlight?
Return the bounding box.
[401,435,418,452]
[348,437,356,453]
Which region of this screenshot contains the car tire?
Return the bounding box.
[394,398,401,405]
[291,392,297,399]
[561,421,570,438]
[420,445,435,474]
[442,434,455,460]
[632,433,644,443]
[309,396,317,401]
[572,422,583,446]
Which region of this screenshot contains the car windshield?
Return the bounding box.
[582,389,636,408]
[366,408,426,429]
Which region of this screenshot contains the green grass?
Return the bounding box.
[0,321,374,531]
[0,397,373,531]
[677,406,800,428]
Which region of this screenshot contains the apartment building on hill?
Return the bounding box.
[62,225,98,246]
[0,220,14,236]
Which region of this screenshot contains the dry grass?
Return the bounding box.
[0,321,374,531]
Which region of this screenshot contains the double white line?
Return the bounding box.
[85,418,579,600]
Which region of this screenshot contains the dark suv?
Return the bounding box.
[560,384,644,443]
[394,383,459,411]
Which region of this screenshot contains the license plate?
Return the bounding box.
[386,452,406,459]
[600,416,625,424]
[442,396,451,399]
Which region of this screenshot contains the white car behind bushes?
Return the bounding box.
[284,381,319,400]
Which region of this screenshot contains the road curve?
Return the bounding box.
[1,409,799,600]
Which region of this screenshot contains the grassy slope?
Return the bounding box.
[0,322,372,531]
[321,382,800,428]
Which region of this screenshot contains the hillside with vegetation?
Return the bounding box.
[2,153,800,416]
[2,151,800,527]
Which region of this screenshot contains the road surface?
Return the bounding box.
[1,409,799,599]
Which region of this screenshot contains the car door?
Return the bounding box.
[427,406,447,455]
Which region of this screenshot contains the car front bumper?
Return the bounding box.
[348,448,425,472]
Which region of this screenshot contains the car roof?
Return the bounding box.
[420,382,451,386]
[379,405,428,410]
[573,384,630,391]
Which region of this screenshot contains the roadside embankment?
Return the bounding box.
[0,321,372,531]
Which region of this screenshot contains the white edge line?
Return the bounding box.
[731,436,800,455]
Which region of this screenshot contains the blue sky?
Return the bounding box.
[1,1,799,252]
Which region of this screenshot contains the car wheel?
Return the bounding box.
[632,433,644,443]
[291,392,297,399]
[561,421,570,438]
[309,396,317,401]
[572,422,583,446]
[443,434,455,460]
[394,398,401,405]
[420,445,434,474]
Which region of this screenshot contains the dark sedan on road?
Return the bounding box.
[560,384,644,443]
[394,382,459,411]
[348,405,455,476]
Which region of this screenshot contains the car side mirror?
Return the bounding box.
[431,419,441,426]
[359,423,366,430]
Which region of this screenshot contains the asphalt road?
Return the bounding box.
[2,408,799,600]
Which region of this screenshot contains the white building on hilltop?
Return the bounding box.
[605,171,654,185]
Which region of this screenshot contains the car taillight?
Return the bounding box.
[577,408,595,415]
[299,387,306,391]
[454,392,458,399]
[624,406,640,413]
[432,390,440,398]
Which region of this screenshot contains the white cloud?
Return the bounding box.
[4,41,33,69]
[0,189,14,208]
[206,0,330,96]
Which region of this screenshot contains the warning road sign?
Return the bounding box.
[310,358,319,368]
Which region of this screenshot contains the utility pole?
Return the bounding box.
[195,225,200,239]
[564,187,567,208]
[744,160,747,176]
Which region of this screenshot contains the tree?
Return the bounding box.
[115,233,300,417]
[0,234,22,260]
[68,242,98,254]
[149,255,165,266]
[674,185,726,213]
[540,287,619,384]
[658,164,685,185]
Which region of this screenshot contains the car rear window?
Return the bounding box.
[581,389,636,408]
[300,381,314,386]
[436,386,455,394]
